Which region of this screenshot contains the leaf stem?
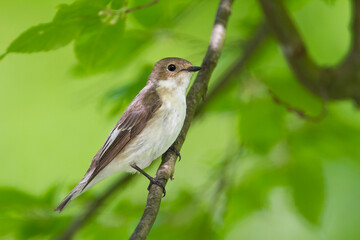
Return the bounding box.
[125,0,159,14]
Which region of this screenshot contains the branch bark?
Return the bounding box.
[351,0,360,55]
[129,0,234,239]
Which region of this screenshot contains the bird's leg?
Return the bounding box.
[169,146,181,161]
[130,163,166,197]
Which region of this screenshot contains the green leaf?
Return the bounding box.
[109,30,151,65]
[288,108,360,161]
[74,19,126,71]
[239,98,286,154]
[251,39,324,116]
[129,0,164,27]
[225,163,286,224]
[17,215,71,239]
[1,0,107,58]
[103,64,152,116]
[6,23,81,54]
[0,187,72,238]
[54,0,108,24]
[111,0,126,9]
[287,158,325,225]
[203,77,241,114]
[74,29,150,73]
[129,0,192,28]
[0,187,38,212]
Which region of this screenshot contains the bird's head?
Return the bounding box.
[149,57,201,91]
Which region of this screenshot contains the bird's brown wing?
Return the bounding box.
[83,85,162,189]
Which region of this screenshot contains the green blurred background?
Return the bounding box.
[1,0,360,239]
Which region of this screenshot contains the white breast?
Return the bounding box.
[123,91,186,170]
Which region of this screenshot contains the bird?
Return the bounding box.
[54,57,201,212]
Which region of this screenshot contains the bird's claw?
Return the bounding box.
[147,178,166,197]
[170,146,181,161]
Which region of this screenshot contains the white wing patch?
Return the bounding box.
[98,127,122,159]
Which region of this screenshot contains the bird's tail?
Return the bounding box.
[54,183,84,212]
[54,168,97,212]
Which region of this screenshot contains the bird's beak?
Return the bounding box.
[185,66,201,72]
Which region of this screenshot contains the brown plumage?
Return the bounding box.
[84,85,162,189]
[54,84,162,212]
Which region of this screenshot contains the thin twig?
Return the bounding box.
[129,0,234,239]
[55,175,134,240]
[125,0,159,14]
[196,23,268,115]
[269,90,327,122]
[99,0,159,18]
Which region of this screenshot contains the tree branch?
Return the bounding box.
[258,0,323,97]
[258,0,360,106]
[325,0,360,105]
[196,23,268,115]
[129,0,234,239]
[351,0,360,55]
[340,0,360,67]
[55,175,134,240]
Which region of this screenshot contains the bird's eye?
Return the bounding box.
[168,64,176,71]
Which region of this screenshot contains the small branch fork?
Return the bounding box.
[129,0,234,239]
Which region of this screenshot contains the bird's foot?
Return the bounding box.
[147,177,166,197]
[170,146,181,161]
[130,163,166,197]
